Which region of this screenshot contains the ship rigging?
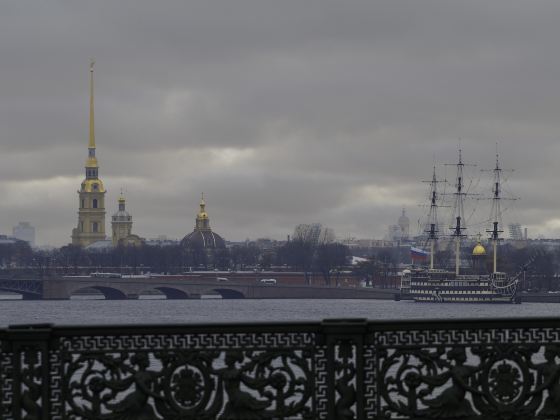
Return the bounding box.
[401,149,519,303]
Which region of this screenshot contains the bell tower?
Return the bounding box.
[71,61,106,246]
[112,193,133,245]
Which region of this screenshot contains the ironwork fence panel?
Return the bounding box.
[2,318,560,419]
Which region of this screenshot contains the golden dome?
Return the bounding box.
[472,242,487,256]
[81,179,105,193]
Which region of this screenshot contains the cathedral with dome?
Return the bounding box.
[70,64,228,254]
[181,194,226,249]
[71,62,143,249]
[181,195,226,266]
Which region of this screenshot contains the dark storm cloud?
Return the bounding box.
[1,0,559,245]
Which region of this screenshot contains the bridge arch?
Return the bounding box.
[0,279,42,300]
[154,287,189,299]
[205,288,245,299]
[70,286,127,300]
[0,288,39,300]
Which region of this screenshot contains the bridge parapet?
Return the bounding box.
[1,317,558,419]
[38,276,398,299]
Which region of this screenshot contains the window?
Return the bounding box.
[92,222,98,233]
[80,222,84,232]
[93,199,98,209]
[81,199,85,209]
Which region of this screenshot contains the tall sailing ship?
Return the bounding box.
[400,150,519,303]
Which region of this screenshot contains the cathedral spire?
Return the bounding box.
[118,190,126,211]
[89,59,95,150]
[86,59,98,170]
[72,60,106,247]
[199,192,205,212]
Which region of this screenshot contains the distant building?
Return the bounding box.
[398,208,410,240]
[12,222,35,246]
[0,235,21,245]
[508,223,524,240]
[386,208,410,242]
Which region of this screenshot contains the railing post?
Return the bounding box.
[5,324,52,420]
[320,319,368,420]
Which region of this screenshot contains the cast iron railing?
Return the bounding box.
[2,318,560,419]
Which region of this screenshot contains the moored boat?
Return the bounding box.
[400,149,519,303]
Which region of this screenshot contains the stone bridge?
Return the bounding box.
[0,276,398,300]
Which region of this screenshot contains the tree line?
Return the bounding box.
[1,239,559,291]
[0,239,350,286]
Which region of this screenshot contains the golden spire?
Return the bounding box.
[89,59,95,149]
[198,193,208,218]
[196,192,210,230]
[85,59,99,169]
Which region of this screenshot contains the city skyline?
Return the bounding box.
[1,1,560,246]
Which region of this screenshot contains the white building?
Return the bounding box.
[508,223,525,240]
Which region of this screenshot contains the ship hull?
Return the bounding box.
[412,295,515,303]
[400,269,518,304]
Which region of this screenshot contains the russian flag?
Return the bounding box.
[410,247,429,262]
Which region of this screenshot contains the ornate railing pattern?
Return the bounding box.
[2,318,560,419]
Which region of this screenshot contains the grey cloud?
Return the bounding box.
[1,1,560,244]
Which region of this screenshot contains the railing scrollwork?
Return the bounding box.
[3,318,560,419]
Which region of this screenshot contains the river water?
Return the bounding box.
[1,296,560,327]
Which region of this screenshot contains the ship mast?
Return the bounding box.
[425,166,440,270]
[450,149,467,276]
[487,152,504,273]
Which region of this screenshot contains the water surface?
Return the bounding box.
[1,298,559,327]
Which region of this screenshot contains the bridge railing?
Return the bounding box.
[1,317,560,419]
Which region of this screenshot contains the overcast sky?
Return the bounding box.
[1,1,560,246]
